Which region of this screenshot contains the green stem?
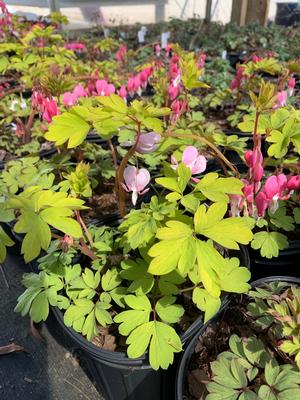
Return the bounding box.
[76,210,94,248]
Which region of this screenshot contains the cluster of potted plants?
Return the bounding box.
[0,4,300,400]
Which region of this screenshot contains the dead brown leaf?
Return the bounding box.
[188,369,209,400]
[0,343,26,355]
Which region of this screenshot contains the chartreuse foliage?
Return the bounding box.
[121,166,253,329]
[6,188,86,262]
[114,294,183,370]
[58,162,92,198]
[206,334,300,400]
[179,52,209,91]
[250,201,299,259]
[243,57,283,77]
[10,128,252,371]
[45,95,170,148]
[14,173,253,371]
[239,107,300,159]
[156,164,246,213]
[119,196,178,250]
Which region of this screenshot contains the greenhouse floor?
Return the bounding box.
[0,250,103,400]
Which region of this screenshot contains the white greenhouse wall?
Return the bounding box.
[5,0,300,29]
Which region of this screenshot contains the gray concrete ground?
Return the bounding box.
[0,249,103,400]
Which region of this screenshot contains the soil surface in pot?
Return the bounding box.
[184,286,299,400]
[84,180,120,222]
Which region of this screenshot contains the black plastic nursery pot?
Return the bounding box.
[51,306,174,400]
[249,239,300,281]
[44,222,249,400]
[0,131,109,171]
[175,275,300,400]
[226,52,245,69]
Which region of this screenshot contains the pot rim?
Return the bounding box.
[175,275,300,400]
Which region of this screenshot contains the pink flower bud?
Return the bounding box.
[168,84,179,100]
[62,92,78,106]
[288,77,295,96]
[230,78,239,90]
[256,191,269,217]
[244,143,264,183]
[73,84,87,98]
[251,54,262,63]
[127,77,135,96]
[196,52,206,69]
[287,175,300,191]
[276,91,287,108]
[264,174,287,200]
[96,79,108,96]
[136,132,161,154]
[65,42,86,52]
[118,85,127,99]
[105,84,115,96]
[42,97,59,123]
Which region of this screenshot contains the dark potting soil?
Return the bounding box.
[184,293,296,400]
[84,181,119,222]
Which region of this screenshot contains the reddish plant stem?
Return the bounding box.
[117,120,142,217]
[253,110,260,146]
[79,237,98,260]
[51,233,97,261]
[23,109,36,144]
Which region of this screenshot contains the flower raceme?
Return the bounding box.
[230,66,245,91]
[65,42,86,52]
[95,80,116,97]
[32,91,59,123]
[230,173,300,218]
[170,99,185,121]
[42,98,59,123]
[122,166,150,205]
[171,146,207,181]
[256,174,289,216]
[127,68,152,97]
